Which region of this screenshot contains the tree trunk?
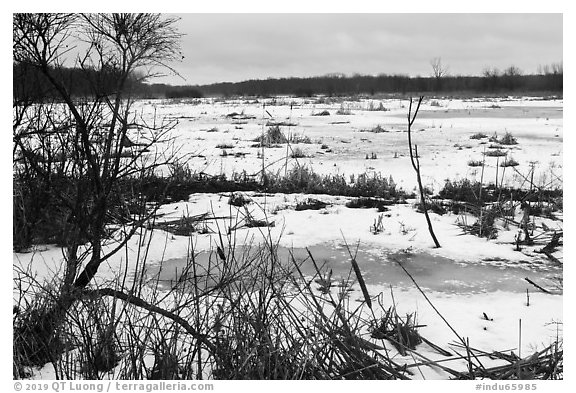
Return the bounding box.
[407,97,441,248]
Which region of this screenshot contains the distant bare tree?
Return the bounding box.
[482,66,500,78]
[538,62,562,76]
[503,65,522,77]
[537,62,562,90]
[550,62,563,75]
[430,57,449,91]
[537,64,550,76]
[503,65,522,90]
[481,66,501,91]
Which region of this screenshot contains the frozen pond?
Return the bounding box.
[390,106,563,120]
[146,243,561,295]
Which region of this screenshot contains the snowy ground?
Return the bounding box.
[14,95,563,379]
[132,95,562,193]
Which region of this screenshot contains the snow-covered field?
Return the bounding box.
[132,95,562,193]
[14,95,563,379]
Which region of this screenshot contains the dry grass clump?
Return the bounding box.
[489,132,518,145]
[216,143,234,149]
[370,214,385,234]
[111,166,408,213]
[295,198,329,211]
[458,206,499,239]
[153,213,211,236]
[416,200,447,216]
[267,166,408,200]
[467,159,484,167]
[266,121,297,127]
[226,111,256,120]
[288,134,312,144]
[485,149,508,157]
[228,192,252,207]
[13,274,128,379]
[123,166,260,205]
[252,126,312,147]
[336,105,353,115]
[367,102,388,111]
[500,157,520,167]
[470,132,488,140]
[370,307,422,356]
[253,125,288,146]
[345,197,392,212]
[498,132,518,145]
[13,284,66,373]
[245,216,274,228]
[452,341,562,380]
[360,125,388,133]
[290,147,307,158]
[439,178,563,220]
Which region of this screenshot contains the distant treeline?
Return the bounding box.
[14,64,563,101]
[13,63,204,101]
[185,71,563,98]
[13,63,141,102]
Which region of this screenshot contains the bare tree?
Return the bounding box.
[503,65,522,77]
[537,62,563,91]
[481,66,501,91]
[430,57,449,91]
[406,96,441,248]
[502,65,522,90]
[482,66,500,78]
[551,62,563,75]
[537,64,550,76]
[13,13,183,363]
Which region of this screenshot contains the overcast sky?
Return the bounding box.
[157,13,562,86]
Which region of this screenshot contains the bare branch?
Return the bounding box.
[407,96,441,248]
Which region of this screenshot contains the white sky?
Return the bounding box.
[158,13,562,86]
